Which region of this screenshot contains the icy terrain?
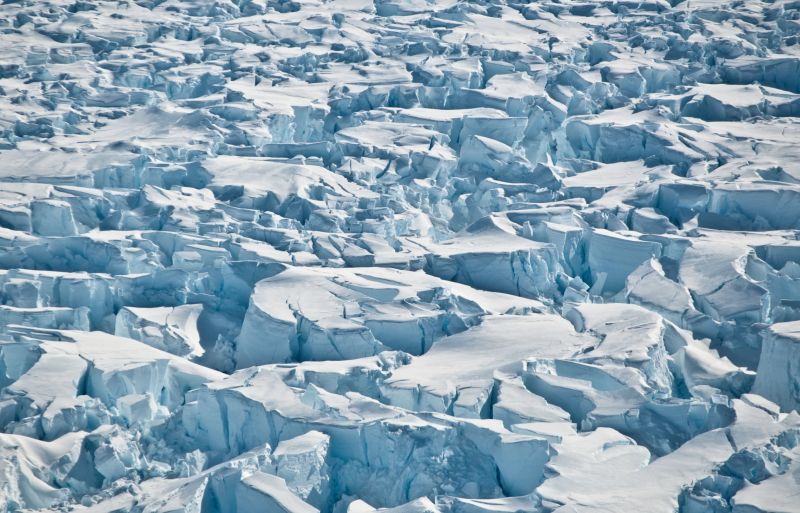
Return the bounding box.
[1,0,800,511]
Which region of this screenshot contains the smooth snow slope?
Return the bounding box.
[0,0,800,512]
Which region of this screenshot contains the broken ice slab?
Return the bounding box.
[235,266,543,368]
[181,368,550,506]
[535,399,800,513]
[421,215,561,299]
[381,314,592,418]
[0,327,223,438]
[200,156,378,222]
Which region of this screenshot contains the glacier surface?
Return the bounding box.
[0,0,800,512]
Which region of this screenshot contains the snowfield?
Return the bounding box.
[0,0,800,512]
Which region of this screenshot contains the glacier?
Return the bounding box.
[1,0,800,512]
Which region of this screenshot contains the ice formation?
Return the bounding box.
[0,0,799,512]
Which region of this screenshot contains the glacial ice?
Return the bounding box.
[1,0,800,511]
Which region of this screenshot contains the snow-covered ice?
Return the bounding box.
[1,0,800,511]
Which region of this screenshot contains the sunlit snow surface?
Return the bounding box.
[1,0,800,511]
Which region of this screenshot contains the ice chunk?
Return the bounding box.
[679,240,768,324]
[116,393,159,428]
[90,425,145,484]
[114,304,204,358]
[0,305,90,332]
[422,216,561,299]
[237,472,319,513]
[274,431,331,508]
[0,431,86,509]
[41,396,108,440]
[753,321,800,412]
[586,229,662,295]
[622,259,697,326]
[492,373,571,426]
[672,342,755,398]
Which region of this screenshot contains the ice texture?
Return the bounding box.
[1,0,800,512]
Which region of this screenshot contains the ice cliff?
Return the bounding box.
[0,0,800,512]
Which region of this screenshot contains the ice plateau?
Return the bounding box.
[0,0,800,512]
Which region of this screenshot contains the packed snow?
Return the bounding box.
[1,0,800,512]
